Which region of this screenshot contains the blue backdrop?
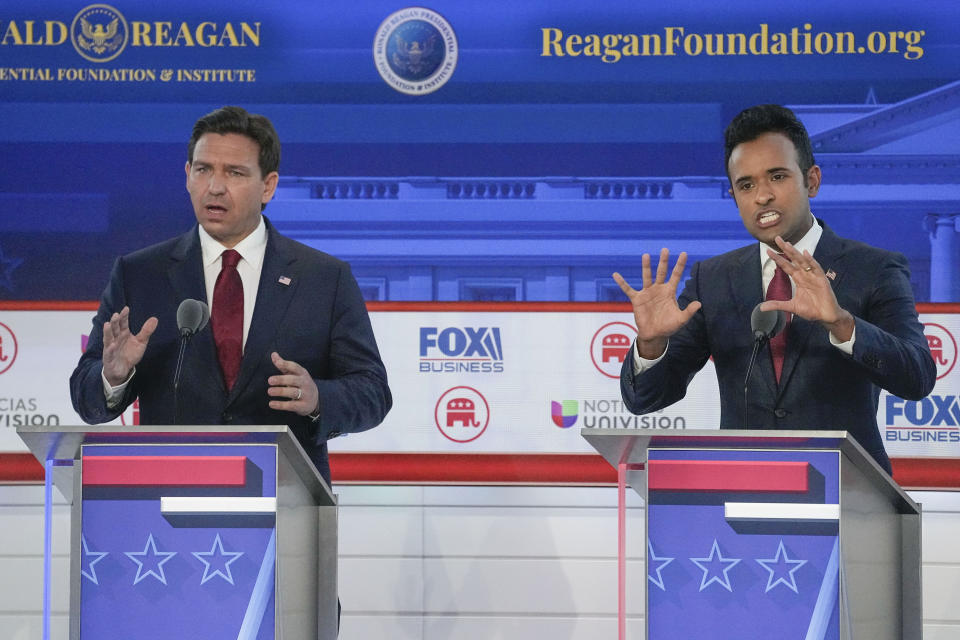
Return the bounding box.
[1,1,958,301]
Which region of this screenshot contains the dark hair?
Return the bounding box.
[724,104,815,180]
[187,105,280,178]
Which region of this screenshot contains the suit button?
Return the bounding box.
[774,408,787,419]
[222,412,233,423]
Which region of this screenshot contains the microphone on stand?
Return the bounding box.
[173,299,209,424]
[744,303,786,428]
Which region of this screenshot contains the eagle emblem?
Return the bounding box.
[373,8,458,95]
[77,17,123,55]
[391,34,438,76]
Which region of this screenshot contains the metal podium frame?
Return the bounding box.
[18,424,339,640]
[582,428,922,640]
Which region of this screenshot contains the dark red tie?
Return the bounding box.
[765,265,792,383]
[212,249,243,391]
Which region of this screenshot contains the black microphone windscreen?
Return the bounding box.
[176,299,210,337]
[750,303,786,340]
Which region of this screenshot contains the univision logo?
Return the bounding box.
[551,400,578,428]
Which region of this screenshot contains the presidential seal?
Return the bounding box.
[373,7,458,96]
[70,4,129,63]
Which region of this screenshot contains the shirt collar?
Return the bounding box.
[759,216,822,271]
[198,216,267,269]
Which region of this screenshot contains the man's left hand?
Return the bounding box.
[267,351,320,416]
[760,236,855,341]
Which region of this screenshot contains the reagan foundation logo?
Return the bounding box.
[373,7,458,95]
[1,5,262,83]
[71,4,129,63]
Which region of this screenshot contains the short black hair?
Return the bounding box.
[724,104,815,180]
[187,105,280,178]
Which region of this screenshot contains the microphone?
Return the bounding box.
[744,303,787,427]
[176,298,210,337]
[750,303,786,342]
[173,299,209,423]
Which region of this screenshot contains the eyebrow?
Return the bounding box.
[733,166,793,184]
[191,160,253,172]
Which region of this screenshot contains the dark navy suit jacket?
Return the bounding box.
[620,223,935,473]
[70,218,391,485]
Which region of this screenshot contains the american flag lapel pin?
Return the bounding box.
[278,276,291,286]
[825,269,837,281]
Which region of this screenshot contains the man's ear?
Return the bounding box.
[261,171,279,205]
[806,165,822,197]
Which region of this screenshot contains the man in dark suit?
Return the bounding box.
[70,106,391,485]
[614,104,935,473]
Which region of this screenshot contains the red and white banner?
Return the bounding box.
[0,305,957,460]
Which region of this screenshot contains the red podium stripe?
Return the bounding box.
[4,453,960,488]
[82,456,247,486]
[329,453,615,485]
[647,460,809,492]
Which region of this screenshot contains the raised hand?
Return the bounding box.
[760,236,855,341]
[613,248,701,359]
[267,352,320,417]
[102,306,158,386]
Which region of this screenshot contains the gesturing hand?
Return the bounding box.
[613,248,701,359]
[760,236,855,341]
[267,352,320,417]
[102,306,158,386]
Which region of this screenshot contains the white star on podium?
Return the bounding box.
[192,533,244,585]
[690,539,741,592]
[80,536,108,585]
[647,542,675,591]
[756,539,807,593]
[125,534,177,585]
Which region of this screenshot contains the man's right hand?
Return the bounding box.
[613,248,701,360]
[102,306,158,386]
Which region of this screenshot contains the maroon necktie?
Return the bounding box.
[765,265,792,383]
[212,249,243,391]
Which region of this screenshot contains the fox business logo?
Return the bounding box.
[419,327,504,373]
[1,4,261,63]
[885,394,960,443]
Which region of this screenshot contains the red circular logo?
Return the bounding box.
[0,321,19,375]
[924,323,957,380]
[590,321,637,379]
[434,386,489,443]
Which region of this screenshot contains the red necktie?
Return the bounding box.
[212,249,243,391]
[765,265,792,383]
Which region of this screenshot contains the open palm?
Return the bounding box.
[613,249,701,359]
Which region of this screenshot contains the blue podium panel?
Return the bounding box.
[646,448,842,640]
[78,443,279,640]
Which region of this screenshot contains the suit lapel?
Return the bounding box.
[776,222,847,398]
[227,225,299,404]
[167,228,224,390]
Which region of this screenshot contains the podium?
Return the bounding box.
[18,424,338,640]
[582,429,922,640]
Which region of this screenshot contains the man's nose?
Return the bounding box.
[207,173,226,194]
[754,181,774,203]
